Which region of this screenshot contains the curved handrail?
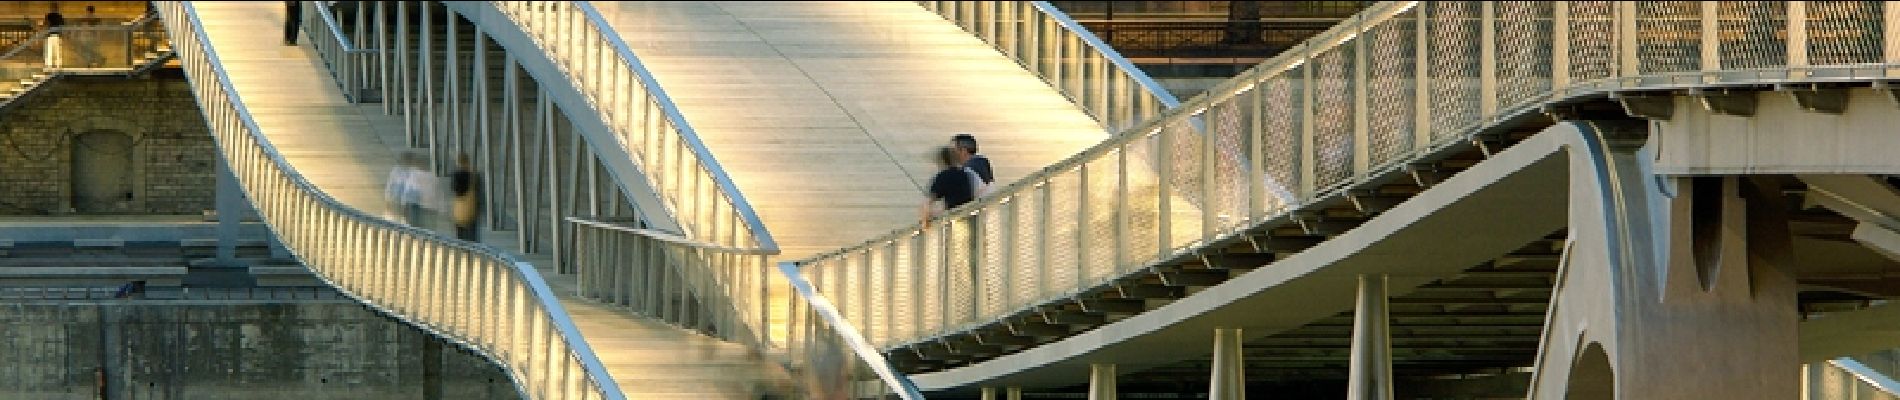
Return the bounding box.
[567,217,775,255]
[155,2,623,398]
[798,0,1900,352]
[302,1,379,102]
[490,1,776,251]
[919,1,1182,134]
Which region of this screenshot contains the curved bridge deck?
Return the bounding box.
[192,2,784,398]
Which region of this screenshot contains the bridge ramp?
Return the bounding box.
[596,1,1110,260]
[191,2,786,397]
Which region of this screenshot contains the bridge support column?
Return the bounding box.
[981,387,997,400]
[1209,328,1245,400]
[1347,274,1391,400]
[1007,386,1023,400]
[214,153,242,265]
[1089,363,1117,400]
[1529,122,1798,399]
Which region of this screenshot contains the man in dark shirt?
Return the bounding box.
[284,1,302,46]
[952,134,993,187]
[43,5,64,29]
[923,146,974,227]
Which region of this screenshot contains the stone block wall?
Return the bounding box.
[0,72,216,215]
[0,301,518,399]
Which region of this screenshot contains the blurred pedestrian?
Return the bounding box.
[450,153,483,241]
[284,1,302,46]
[921,146,975,228]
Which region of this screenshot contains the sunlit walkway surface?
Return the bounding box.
[192,2,788,397]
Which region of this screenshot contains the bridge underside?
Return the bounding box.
[910,89,1900,397]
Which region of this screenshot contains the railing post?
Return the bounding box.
[1700,1,1719,80]
[1887,1,1900,76]
[1789,1,1810,72]
[1351,14,1370,180]
[1617,1,1640,78]
[1412,2,1432,149]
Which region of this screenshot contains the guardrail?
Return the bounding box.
[490,1,774,251]
[303,0,381,102]
[155,2,623,399]
[920,1,1180,134]
[779,262,927,400]
[799,0,1900,351]
[566,217,775,347]
[1817,358,1900,399]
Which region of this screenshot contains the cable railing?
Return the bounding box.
[566,217,774,348]
[797,0,1900,352]
[154,2,622,399]
[303,0,381,102]
[491,1,774,251]
[920,1,1180,134]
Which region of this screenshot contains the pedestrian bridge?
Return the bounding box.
[152,1,1900,398]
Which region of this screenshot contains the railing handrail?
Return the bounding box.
[562,1,778,251]
[566,216,778,256]
[796,0,1407,263]
[160,2,623,397]
[779,262,927,400]
[1832,358,1900,396]
[1028,1,1179,110]
[309,1,375,53]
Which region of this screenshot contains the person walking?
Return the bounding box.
[283,1,302,46]
[450,154,484,241]
[921,146,975,228]
[386,152,431,227]
[42,4,64,70]
[952,134,993,197]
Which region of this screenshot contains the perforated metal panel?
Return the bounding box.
[1311,45,1355,189]
[1495,2,1553,107]
[1208,96,1252,232]
[1044,171,1081,291]
[1122,137,1162,264]
[1718,1,1788,69]
[1809,1,1885,66]
[1365,9,1417,168]
[1258,74,1302,212]
[978,210,1008,317]
[1010,191,1042,310]
[1637,2,1703,73]
[945,218,974,326]
[1084,154,1120,282]
[1429,2,1482,138]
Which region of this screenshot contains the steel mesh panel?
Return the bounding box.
[1809,1,1885,66]
[1122,137,1163,265]
[979,210,1008,318]
[1429,2,1482,139]
[870,246,892,345]
[1495,2,1553,108]
[1010,192,1042,310]
[1045,171,1081,292]
[1365,11,1417,168]
[1311,45,1355,189]
[1718,2,1788,69]
[919,228,944,335]
[843,256,862,328]
[1258,74,1302,214]
[1084,154,1119,283]
[1208,97,1251,232]
[1568,1,1618,83]
[946,219,974,326]
[890,239,915,341]
[1637,2,1703,73]
[1165,122,1206,209]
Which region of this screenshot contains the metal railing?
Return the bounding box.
[566,217,774,347]
[799,0,1900,351]
[491,1,774,251]
[921,1,1180,134]
[779,262,927,400]
[154,2,623,399]
[303,0,381,102]
[1815,358,1900,399]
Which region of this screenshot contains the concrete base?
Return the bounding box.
[1527,122,1799,399]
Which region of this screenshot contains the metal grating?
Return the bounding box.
[1495,2,1553,107]
[1365,9,1418,167]
[1719,1,1789,69]
[1428,2,1482,139]
[1808,1,1885,66]
[1637,1,1703,73]
[1311,44,1355,189]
